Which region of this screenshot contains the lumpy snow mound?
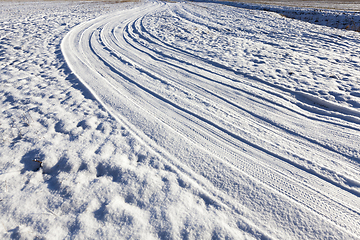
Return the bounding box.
[1,0,360,239]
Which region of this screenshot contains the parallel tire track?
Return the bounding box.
[62,2,360,239]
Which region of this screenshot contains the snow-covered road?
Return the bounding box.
[62,1,360,238]
[1,0,360,239]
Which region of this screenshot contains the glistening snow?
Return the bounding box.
[1,0,360,239]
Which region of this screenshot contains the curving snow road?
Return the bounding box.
[62,1,360,239]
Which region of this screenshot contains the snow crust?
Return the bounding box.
[1,0,360,239]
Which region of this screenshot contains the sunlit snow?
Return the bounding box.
[1,0,360,239]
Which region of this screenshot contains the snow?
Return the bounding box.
[1,0,360,239]
[202,0,360,30]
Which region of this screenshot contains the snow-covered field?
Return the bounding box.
[1,0,360,239]
[229,0,360,12]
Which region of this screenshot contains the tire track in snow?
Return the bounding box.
[62,2,360,238]
[120,4,360,200]
[114,21,360,206]
[133,11,360,175]
[131,3,360,188]
[148,3,360,127]
[125,13,360,177]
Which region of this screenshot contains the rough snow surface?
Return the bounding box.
[1,0,360,239]
[227,0,360,12]
[203,0,360,31]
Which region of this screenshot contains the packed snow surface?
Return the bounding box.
[1,0,360,239]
